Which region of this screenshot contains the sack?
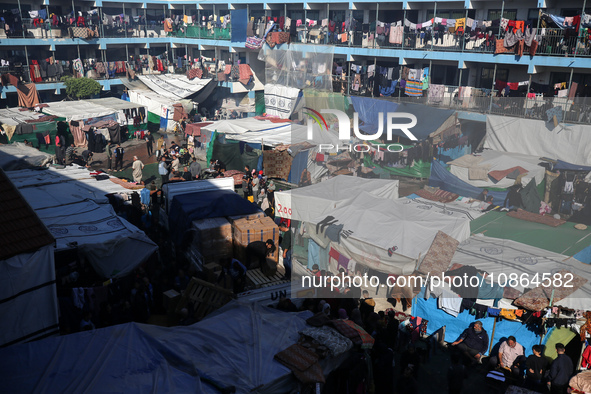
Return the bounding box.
[260,257,277,277]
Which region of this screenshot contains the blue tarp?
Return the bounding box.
[230,9,247,44]
[553,160,591,172]
[168,189,262,242]
[429,160,508,205]
[288,150,308,184]
[413,289,540,357]
[350,97,455,141]
[0,302,309,394]
[436,145,472,165]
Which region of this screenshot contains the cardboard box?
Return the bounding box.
[232,217,279,264]
[191,217,232,265]
[163,289,180,314]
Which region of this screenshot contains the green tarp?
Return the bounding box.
[470,211,591,258]
[210,134,261,172]
[364,156,431,179]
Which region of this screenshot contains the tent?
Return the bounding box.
[447,150,546,189]
[275,175,399,222]
[470,210,591,264]
[42,100,118,122]
[6,167,140,207]
[429,160,508,205]
[87,98,148,135]
[304,192,471,275]
[202,118,292,135]
[485,115,591,166]
[32,200,157,278]
[0,107,57,151]
[0,301,342,393]
[412,234,591,355]
[405,194,490,221]
[0,169,58,347]
[137,74,213,100]
[0,143,54,170]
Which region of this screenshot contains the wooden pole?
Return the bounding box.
[488,317,497,355]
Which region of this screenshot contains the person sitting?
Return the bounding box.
[477,189,494,203]
[503,183,524,211]
[81,150,93,168]
[451,321,489,364]
[489,336,525,377]
[181,166,192,181]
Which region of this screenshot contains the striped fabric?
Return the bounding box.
[404,80,423,96]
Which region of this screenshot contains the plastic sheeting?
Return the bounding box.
[0,245,59,347]
[137,74,213,100]
[429,160,508,206]
[452,235,591,310]
[0,143,53,170]
[485,115,591,166]
[168,189,262,242]
[42,100,117,122]
[203,118,292,135]
[33,200,158,278]
[413,293,540,357]
[350,97,455,141]
[448,150,546,189]
[275,175,399,222]
[260,44,333,91]
[0,107,51,126]
[303,192,470,275]
[405,194,489,221]
[0,302,311,393]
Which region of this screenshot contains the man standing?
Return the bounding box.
[489,336,525,377]
[145,131,154,157]
[279,223,292,280]
[158,156,169,186]
[451,321,489,364]
[171,154,180,173]
[525,345,549,391]
[156,135,165,157]
[189,157,201,180]
[105,144,112,171]
[114,144,124,172]
[547,343,574,394]
[132,156,144,183]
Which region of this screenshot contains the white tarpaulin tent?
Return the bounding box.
[451,235,591,310]
[137,74,212,100]
[128,89,178,131]
[0,143,53,170]
[34,200,157,278]
[0,107,49,126]
[6,167,136,205]
[405,195,489,221]
[447,149,546,189]
[305,192,471,275]
[87,98,147,126]
[202,118,292,135]
[275,175,399,222]
[485,115,591,166]
[264,84,301,119]
[42,100,117,122]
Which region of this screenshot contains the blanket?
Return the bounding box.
[274,344,325,384]
[506,208,566,227]
[417,231,459,275]
[263,150,293,180]
[514,269,587,311]
[488,166,528,182]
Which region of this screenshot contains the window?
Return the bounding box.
[352,10,364,22]
[330,10,346,23]
[307,10,320,22]
[426,9,476,20]
[480,67,509,88]
[487,9,517,21]
[528,9,544,25]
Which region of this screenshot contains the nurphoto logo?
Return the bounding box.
[304,108,418,152]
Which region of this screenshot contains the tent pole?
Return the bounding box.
[576,341,586,370]
[261,138,264,152]
[488,317,497,355]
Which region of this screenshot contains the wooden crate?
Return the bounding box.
[175,278,234,321]
[246,268,288,289]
